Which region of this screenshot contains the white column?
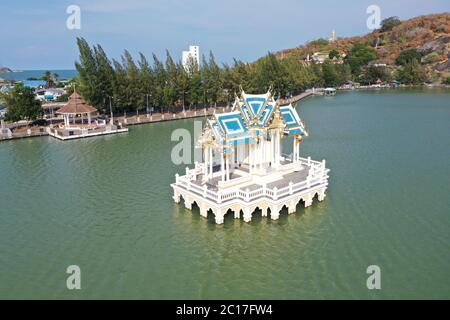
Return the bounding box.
[293,139,297,162]
[209,147,213,178]
[271,132,275,166]
[249,143,253,173]
[204,147,208,177]
[277,131,281,166]
[88,112,91,124]
[258,137,262,170]
[273,132,278,167]
[261,137,266,169]
[221,151,225,182]
[225,155,230,180]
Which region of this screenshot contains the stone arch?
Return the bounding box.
[301,193,314,208]
[312,191,320,200]
[191,200,199,210]
[296,197,306,209]
[222,208,235,222]
[250,206,263,220]
[279,204,289,217]
[206,208,216,222]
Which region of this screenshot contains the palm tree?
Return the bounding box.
[42,70,55,88]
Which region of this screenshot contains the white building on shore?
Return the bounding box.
[171,88,330,224]
[182,45,200,70]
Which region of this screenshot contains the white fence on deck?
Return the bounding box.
[174,157,329,203]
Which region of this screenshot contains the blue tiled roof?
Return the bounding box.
[206,93,307,152]
[280,104,307,137]
[215,112,249,138]
[208,119,224,143]
[245,96,267,115]
[258,103,274,127]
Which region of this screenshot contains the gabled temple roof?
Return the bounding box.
[243,91,270,117]
[208,119,224,144]
[202,89,307,152]
[213,111,255,150]
[280,104,308,137]
[56,91,97,115]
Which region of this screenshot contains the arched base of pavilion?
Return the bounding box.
[172,183,328,225]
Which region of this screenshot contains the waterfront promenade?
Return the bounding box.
[0,105,232,141]
[278,88,318,105]
[0,90,322,142]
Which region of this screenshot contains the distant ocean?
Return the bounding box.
[0,69,77,81]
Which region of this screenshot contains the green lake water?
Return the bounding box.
[0,88,449,299]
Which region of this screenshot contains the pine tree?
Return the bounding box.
[122,50,141,112]
[138,53,154,112]
[164,50,179,111]
[152,53,167,113]
[94,44,115,111]
[75,37,102,109]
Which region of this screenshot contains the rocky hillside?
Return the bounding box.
[275,13,450,74]
[0,67,13,73]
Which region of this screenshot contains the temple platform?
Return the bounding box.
[171,156,330,224]
[171,88,330,225]
[47,124,128,140]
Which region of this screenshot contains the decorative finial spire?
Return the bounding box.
[239,84,245,96]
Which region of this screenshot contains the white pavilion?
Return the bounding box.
[171,88,330,224]
[47,90,128,140]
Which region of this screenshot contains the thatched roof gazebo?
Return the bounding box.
[56,90,97,126]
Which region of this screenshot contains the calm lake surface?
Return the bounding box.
[0,88,449,299]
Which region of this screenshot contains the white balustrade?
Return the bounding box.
[174,157,329,203]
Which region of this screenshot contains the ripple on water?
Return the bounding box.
[0,89,449,299]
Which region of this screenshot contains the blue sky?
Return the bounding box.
[1,0,449,69]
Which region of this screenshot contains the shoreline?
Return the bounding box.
[1,85,448,142]
[0,106,232,142]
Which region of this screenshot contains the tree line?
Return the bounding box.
[74,37,331,114]
[74,36,430,115]
[0,35,432,122]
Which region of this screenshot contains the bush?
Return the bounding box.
[397,59,428,84]
[329,50,339,59]
[345,43,377,74]
[396,49,422,66]
[361,66,390,84]
[380,16,401,32]
[310,38,329,48]
[421,52,440,64]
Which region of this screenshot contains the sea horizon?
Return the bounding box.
[0,69,77,81]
